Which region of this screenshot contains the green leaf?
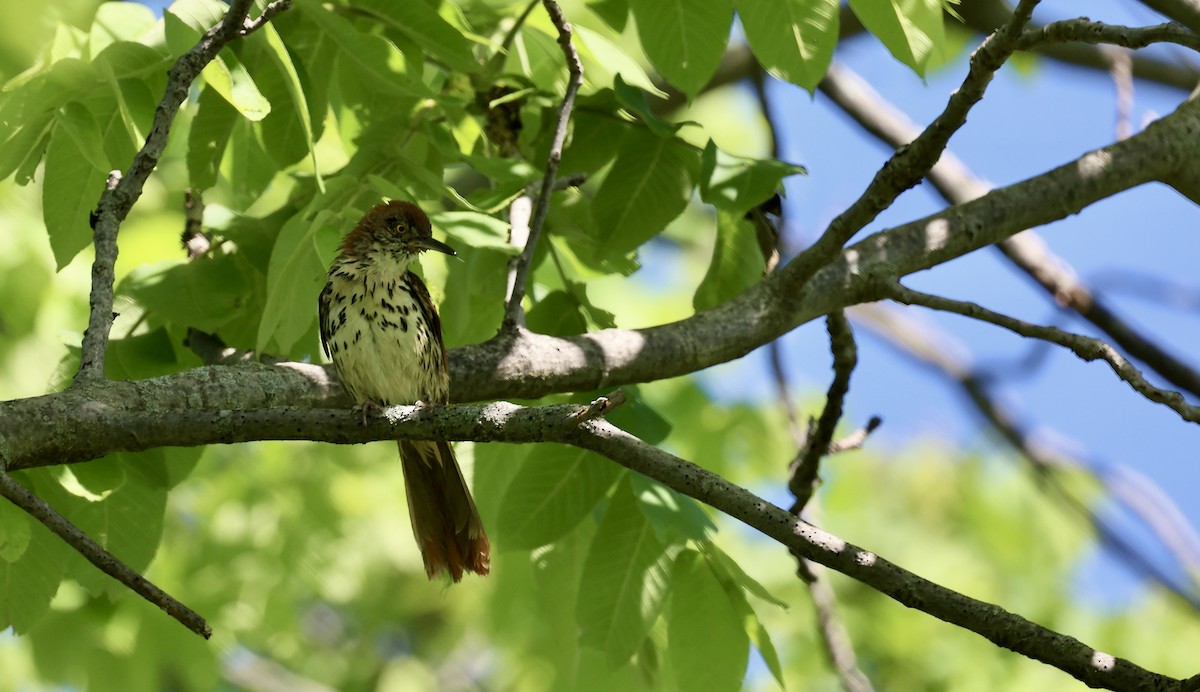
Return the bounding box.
[257,205,346,356]
[848,0,946,75]
[354,0,478,74]
[120,256,250,332]
[0,499,32,562]
[428,210,519,255]
[575,26,665,98]
[737,0,839,91]
[693,210,766,311]
[699,140,805,216]
[252,24,320,179]
[630,475,715,543]
[527,291,589,336]
[227,118,276,209]
[88,1,158,56]
[65,460,167,598]
[43,102,107,269]
[187,85,238,190]
[107,329,182,381]
[591,130,699,260]
[577,477,672,665]
[0,470,70,634]
[299,0,431,97]
[92,41,169,80]
[497,447,620,550]
[700,544,787,688]
[202,51,272,122]
[612,75,684,138]
[667,550,750,692]
[588,0,630,33]
[629,0,733,99]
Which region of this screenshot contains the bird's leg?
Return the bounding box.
[354,399,384,427]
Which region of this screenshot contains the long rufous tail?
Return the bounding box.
[396,440,490,581]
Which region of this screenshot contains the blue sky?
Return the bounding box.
[696,0,1200,607]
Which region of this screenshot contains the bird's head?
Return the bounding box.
[341,200,457,263]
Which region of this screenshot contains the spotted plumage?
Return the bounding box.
[319,200,490,582]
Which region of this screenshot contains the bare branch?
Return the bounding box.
[501,0,584,330]
[1018,18,1200,52]
[881,279,1200,424]
[74,0,291,386]
[789,312,858,515]
[0,471,210,638]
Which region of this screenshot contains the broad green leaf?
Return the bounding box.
[667,550,750,692]
[256,23,320,182]
[93,41,169,80]
[440,244,508,346]
[591,129,699,260]
[121,256,250,332]
[187,85,238,190]
[257,206,345,356]
[693,210,766,311]
[699,140,806,217]
[65,460,167,598]
[355,0,478,74]
[107,329,183,381]
[497,447,620,550]
[848,0,946,75]
[88,2,158,56]
[587,0,630,33]
[577,477,672,665]
[506,26,565,93]
[629,0,733,99]
[558,110,629,176]
[0,470,71,633]
[202,51,272,122]
[227,118,276,208]
[575,26,665,98]
[698,546,787,689]
[0,499,31,562]
[630,475,715,543]
[43,102,108,269]
[300,0,431,97]
[737,0,839,91]
[527,291,590,336]
[428,210,520,255]
[612,75,686,139]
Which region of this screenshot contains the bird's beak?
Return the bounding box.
[414,237,457,256]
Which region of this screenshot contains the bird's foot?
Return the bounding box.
[354,399,383,427]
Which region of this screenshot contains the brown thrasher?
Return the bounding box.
[318,200,490,581]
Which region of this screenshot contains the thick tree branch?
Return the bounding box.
[74,0,291,385]
[0,471,210,637]
[0,391,1184,688]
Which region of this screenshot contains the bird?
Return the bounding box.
[318,200,490,582]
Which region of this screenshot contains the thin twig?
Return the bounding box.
[818,58,1200,401]
[498,0,540,54]
[882,279,1200,424]
[182,189,210,259]
[501,0,583,330]
[0,471,210,638]
[73,0,291,386]
[789,312,858,514]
